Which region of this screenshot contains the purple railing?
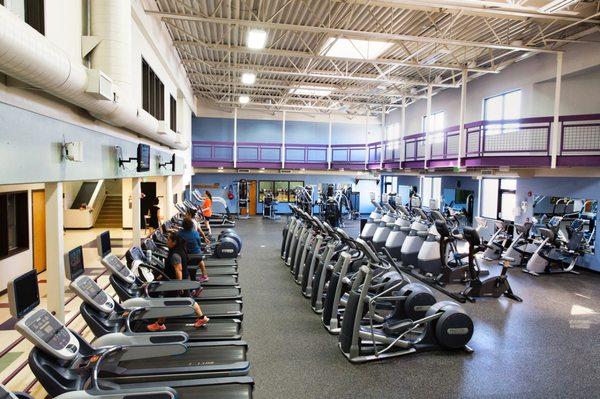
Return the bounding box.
[192,113,600,170]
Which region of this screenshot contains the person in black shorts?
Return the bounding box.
[147,231,210,331]
[147,197,161,233]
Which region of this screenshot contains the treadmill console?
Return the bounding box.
[17,309,79,361]
[70,276,114,313]
[102,254,136,284]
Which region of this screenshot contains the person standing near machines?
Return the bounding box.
[147,231,210,331]
[180,215,211,283]
[147,197,162,233]
[202,190,214,236]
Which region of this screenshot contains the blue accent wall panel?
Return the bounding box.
[193,117,234,141]
[286,121,328,144]
[332,123,365,144]
[238,119,282,143]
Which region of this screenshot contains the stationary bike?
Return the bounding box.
[461,226,522,302]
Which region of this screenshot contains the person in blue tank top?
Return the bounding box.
[179,216,210,282]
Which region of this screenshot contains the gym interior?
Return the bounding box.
[0,1,599,398]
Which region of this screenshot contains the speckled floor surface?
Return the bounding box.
[237,217,600,399]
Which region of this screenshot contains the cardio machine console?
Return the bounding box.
[355,238,379,263]
[70,276,114,313]
[17,309,79,361]
[102,254,136,284]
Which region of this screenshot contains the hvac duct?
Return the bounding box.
[0,5,185,150]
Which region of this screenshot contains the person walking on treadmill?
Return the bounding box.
[179,215,211,282]
[147,231,210,331]
[201,190,213,236]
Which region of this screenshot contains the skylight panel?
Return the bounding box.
[321,37,393,60]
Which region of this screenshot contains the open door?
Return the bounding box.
[248,180,257,215]
[32,190,46,273]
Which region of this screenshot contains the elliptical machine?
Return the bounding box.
[360,193,383,241]
[384,204,413,259]
[371,194,398,251]
[461,226,522,302]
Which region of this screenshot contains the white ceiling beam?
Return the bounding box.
[146,11,561,53]
[173,40,497,73]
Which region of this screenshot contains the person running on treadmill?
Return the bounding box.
[201,191,213,236]
[179,215,211,282]
[147,231,210,331]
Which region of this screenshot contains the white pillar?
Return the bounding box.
[364,110,369,170]
[551,52,563,169]
[380,108,385,169]
[458,69,468,165]
[425,85,433,169]
[132,177,142,246]
[327,113,333,170]
[165,175,174,218]
[233,108,238,168]
[281,110,286,169]
[400,97,406,169]
[45,182,65,322]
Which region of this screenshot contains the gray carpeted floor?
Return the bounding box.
[232,217,600,399]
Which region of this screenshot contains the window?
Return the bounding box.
[0,192,29,259]
[259,181,305,203]
[169,95,177,132]
[422,111,445,132]
[481,178,517,221]
[421,177,441,208]
[483,90,522,135]
[142,59,165,120]
[5,0,45,34]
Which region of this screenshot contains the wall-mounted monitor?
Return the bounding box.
[97,231,111,257]
[137,144,151,172]
[8,270,40,319]
[64,246,85,281]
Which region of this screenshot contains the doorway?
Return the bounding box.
[32,190,46,273]
[248,180,257,215]
[141,182,157,226]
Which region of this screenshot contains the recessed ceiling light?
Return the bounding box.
[321,37,392,60]
[241,72,256,85]
[239,95,250,104]
[289,86,332,97]
[247,29,267,49]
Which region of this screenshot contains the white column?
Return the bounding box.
[380,108,385,169]
[45,182,65,322]
[233,108,238,168]
[131,177,142,246]
[425,85,433,169]
[458,69,468,166]
[551,52,563,169]
[281,110,286,169]
[364,110,369,170]
[165,175,174,218]
[327,113,333,170]
[400,97,406,169]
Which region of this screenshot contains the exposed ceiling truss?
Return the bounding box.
[148,0,600,115]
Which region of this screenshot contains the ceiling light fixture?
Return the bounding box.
[539,0,578,13]
[289,86,332,97]
[239,95,250,104]
[247,29,267,49]
[241,72,256,85]
[321,37,392,60]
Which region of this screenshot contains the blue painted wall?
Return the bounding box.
[193,117,382,146]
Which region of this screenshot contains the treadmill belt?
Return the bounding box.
[193,300,243,317]
[202,275,238,286]
[204,265,239,275]
[132,319,241,340]
[196,287,241,299]
[172,384,252,399]
[205,259,238,266]
[118,345,246,370]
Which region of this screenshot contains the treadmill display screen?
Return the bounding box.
[12,270,40,319]
[66,246,85,281]
[77,277,108,304]
[137,144,151,172]
[26,311,68,348]
[98,231,111,257]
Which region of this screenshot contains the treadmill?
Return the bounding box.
[102,254,244,318]
[72,275,242,341]
[127,246,239,287]
[0,385,33,399]
[8,271,253,399]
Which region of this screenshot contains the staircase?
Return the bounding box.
[95,195,123,228]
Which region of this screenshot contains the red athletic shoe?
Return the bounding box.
[199,275,209,283]
[194,317,210,328]
[147,322,166,332]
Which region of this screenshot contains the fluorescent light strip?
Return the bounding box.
[239,95,250,104]
[289,86,332,97]
[539,0,578,13]
[241,72,256,85]
[247,29,267,50]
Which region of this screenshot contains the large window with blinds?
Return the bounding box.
[4,0,45,34]
[142,59,165,120]
[0,192,29,259]
[169,95,177,132]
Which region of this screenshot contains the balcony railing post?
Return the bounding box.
[233,108,238,168]
[364,110,369,170]
[327,113,332,169]
[458,68,467,166]
[281,110,286,169]
[400,97,406,169]
[551,52,563,168]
